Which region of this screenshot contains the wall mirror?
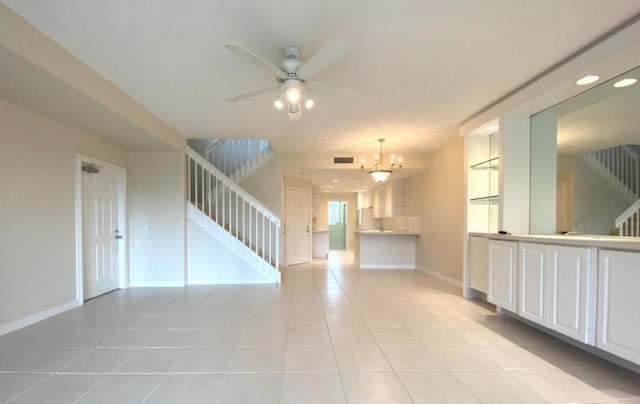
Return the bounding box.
[530,66,640,236]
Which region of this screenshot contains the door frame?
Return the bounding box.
[285,186,312,266]
[74,153,127,303]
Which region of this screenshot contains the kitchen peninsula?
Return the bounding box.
[354,230,418,269]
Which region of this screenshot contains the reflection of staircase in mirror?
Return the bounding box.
[581,145,639,236]
[615,199,640,237]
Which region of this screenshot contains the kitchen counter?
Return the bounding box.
[355,230,419,236]
[355,231,417,269]
[469,232,640,251]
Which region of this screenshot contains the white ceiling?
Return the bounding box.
[3,0,640,158]
[3,1,640,193]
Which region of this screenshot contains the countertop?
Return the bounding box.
[355,230,419,236]
[469,232,640,252]
[312,229,329,233]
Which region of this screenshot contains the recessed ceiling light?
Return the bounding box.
[613,78,637,88]
[332,179,339,183]
[575,75,600,85]
[328,185,334,189]
[485,124,499,132]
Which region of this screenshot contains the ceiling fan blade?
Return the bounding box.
[225,43,287,80]
[306,81,360,96]
[297,36,351,81]
[225,85,280,103]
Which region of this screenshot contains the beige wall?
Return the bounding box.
[240,156,284,218]
[128,151,186,285]
[408,137,465,282]
[0,98,127,332]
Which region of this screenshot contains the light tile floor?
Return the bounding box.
[1,251,639,403]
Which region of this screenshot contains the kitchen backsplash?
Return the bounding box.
[380,216,420,233]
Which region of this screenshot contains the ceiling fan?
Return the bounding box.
[224,36,352,121]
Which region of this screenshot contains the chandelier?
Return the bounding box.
[360,138,403,182]
[273,80,314,114]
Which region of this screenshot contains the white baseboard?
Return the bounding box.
[416,266,462,287]
[188,278,277,285]
[0,300,81,336]
[128,281,186,287]
[359,265,415,269]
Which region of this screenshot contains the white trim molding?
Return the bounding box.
[416,266,463,288]
[128,281,186,287]
[0,300,80,336]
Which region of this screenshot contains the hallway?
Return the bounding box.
[0,253,638,403]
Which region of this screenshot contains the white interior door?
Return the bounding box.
[286,187,311,266]
[82,164,120,299]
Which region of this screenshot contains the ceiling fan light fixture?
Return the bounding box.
[274,99,284,110]
[286,85,301,104]
[288,104,299,114]
[305,98,315,109]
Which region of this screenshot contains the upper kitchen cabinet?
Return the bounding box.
[371,178,408,218]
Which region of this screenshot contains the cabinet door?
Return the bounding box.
[383,183,393,217]
[372,188,381,218]
[469,236,488,293]
[548,246,594,344]
[518,243,548,326]
[597,250,640,364]
[488,240,518,312]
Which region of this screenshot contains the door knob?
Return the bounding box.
[115,235,123,240]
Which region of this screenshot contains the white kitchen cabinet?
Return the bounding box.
[312,230,329,258]
[389,179,408,216]
[469,236,488,293]
[518,243,547,326]
[518,243,595,343]
[597,249,640,364]
[488,239,518,312]
[372,186,384,218]
[357,191,371,209]
[372,179,407,218]
[548,245,595,344]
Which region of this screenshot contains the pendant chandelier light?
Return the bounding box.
[360,138,403,182]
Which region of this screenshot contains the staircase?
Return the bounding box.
[615,199,640,237]
[188,138,274,183]
[186,146,281,283]
[582,145,640,236]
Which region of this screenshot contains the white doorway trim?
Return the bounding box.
[74,154,127,304]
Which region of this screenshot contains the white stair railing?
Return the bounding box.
[204,139,271,182]
[187,146,280,273]
[615,199,640,237]
[582,145,639,202]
